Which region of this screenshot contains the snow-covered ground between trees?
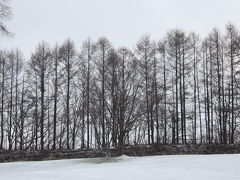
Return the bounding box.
[0,154,239,180]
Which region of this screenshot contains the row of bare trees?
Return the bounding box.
[1,24,240,150]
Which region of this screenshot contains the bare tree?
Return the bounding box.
[0,0,12,35]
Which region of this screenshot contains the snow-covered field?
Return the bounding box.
[0,154,239,180]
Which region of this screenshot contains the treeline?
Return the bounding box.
[0,24,240,151]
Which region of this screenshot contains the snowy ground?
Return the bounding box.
[0,154,239,180]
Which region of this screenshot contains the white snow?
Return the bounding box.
[0,154,239,180]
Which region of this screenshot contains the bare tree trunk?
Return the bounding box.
[19,74,25,150]
[66,48,70,149]
[102,45,106,147]
[8,54,14,150]
[193,41,197,144]
[1,57,5,149]
[163,47,167,144]
[14,51,20,150]
[40,48,45,150]
[53,47,58,150]
[153,44,159,144]
[86,43,91,149]
[175,41,179,144]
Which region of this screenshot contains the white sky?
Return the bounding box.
[1,0,240,58]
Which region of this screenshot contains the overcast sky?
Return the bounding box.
[1,0,240,58]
